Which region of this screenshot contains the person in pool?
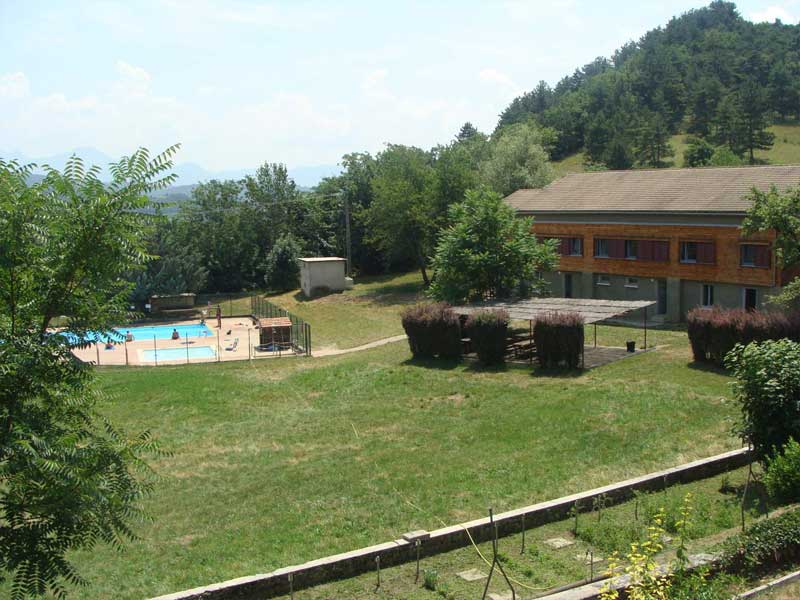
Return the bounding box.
[171,328,180,340]
[125,330,134,342]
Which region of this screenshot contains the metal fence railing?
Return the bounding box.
[250,296,311,357]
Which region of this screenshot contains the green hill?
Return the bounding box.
[552,123,800,176]
[502,1,800,171]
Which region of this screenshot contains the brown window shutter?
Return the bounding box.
[653,241,669,262]
[698,242,715,264]
[755,245,770,268]
[638,240,653,261]
[559,238,571,256]
[609,239,625,259]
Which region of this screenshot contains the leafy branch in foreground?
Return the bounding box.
[0,147,176,597]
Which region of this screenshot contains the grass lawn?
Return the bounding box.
[57,323,741,599]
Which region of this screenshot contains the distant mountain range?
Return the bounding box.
[1,147,341,191]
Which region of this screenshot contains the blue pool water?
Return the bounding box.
[62,323,214,344]
[140,346,216,362]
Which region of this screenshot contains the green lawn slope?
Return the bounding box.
[552,123,800,176]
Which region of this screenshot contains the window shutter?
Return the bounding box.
[755,245,770,268]
[559,238,571,256]
[653,241,669,262]
[609,239,625,259]
[638,240,653,261]
[698,242,715,264]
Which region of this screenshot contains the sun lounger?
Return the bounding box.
[225,338,239,352]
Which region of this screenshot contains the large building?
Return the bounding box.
[504,166,800,322]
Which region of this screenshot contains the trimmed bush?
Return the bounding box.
[466,309,509,365]
[401,303,461,360]
[533,311,585,369]
[726,339,800,462]
[687,307,800,366]
[765,438,800,502]
[720,508,800,573]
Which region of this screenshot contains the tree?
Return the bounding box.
[456,122,479,142]
[263,233,302,292]
[633,111,675,167]
[428,188,558,303]
[683,136,715,167]
[743,183,800,307]
[737,80,775,164]
[0,149,172,597]
[366,144,438,284]
[480,121,555,196]
[175,179,253,291]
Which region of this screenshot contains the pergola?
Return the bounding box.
[451,297,657,358]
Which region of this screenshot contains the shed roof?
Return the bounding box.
[451,298,655,324]
[298,257,347,263]
[505,165,800,215]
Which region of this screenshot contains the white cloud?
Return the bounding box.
[750,5,796,23]
[479,68,521,93]
[0,72,30,99]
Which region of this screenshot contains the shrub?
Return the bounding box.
[726,339,800,462]
[765,438,800,502]
[719,508,800,573]
[466,309,509,365]
[687,307,800,366]
[401,303,461,360]
[422,568,438,591]
[533,311,585,369]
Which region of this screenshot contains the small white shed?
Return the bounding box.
[298,257,353,297]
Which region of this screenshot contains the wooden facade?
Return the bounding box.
[532,222,778,288]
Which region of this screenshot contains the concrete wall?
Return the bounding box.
[153,449,751,600]
[299,259,347,297]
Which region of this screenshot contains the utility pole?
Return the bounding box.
[344,192,352,278]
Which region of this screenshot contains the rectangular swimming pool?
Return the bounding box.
[140,346,216,362]
[62,323,215,344]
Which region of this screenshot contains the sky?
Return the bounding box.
[1,0,798,174]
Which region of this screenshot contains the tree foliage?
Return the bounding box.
[498,1,789,168]
[0,149,172,597]
[428,188,558,303]
[743,184,800,307]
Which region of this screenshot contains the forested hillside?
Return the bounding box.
[499,1,800,169]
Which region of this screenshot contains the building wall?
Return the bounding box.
[532,222,778,287]
[299,260,347,296]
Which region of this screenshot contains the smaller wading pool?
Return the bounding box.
[139,346,216,363]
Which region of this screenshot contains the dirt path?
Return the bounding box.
[311,334,407,357]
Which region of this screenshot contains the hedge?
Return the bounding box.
[533,311,585,369]
[720,508,800,573]
[466,309,509,366]
[687,307,800,366]
[401,303,461,359]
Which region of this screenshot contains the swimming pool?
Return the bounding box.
[121,323,214,341]
[62,323,214,344]
[140,345,216,362]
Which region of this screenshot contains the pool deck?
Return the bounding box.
[69,317,290,366]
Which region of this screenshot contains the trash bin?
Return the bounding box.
[626,340,636,353]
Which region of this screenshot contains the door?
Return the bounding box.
[744,288,757,311]
[564,273,573,298]
[657,280,667,315]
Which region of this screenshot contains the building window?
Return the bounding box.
[680,241,715,264]
[568,237,582,256]
[625,277,639,288]
[701,284,714,307]
[625,240,638,259]
[595,239,609,258]
[596,274,611,286]
[740,244,770,268]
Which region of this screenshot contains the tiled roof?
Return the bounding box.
[504,165,800,214]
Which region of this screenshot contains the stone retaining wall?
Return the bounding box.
[152,448,751,600]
